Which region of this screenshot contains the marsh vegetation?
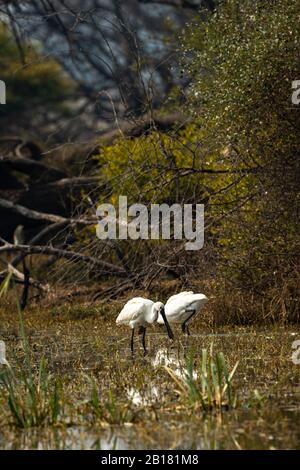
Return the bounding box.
[0,300,299,450]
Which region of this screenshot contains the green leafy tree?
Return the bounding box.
[181,0,300,315]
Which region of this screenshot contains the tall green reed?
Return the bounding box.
[165,348,239,411]
[0,275,64,428]
[89,380,138,425]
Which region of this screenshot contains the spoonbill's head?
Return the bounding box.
[152,302,174,340]
[152,302,164,321]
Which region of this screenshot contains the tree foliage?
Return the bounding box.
[181,0,300,305]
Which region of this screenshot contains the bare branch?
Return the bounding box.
[7,221,69,270]
[137,0,202,9]
[0,197,96,226]
[0,155,66,181]
[0,242,127,276]
[48,176,102,189]
[0,263,49,292]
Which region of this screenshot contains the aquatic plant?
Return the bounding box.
[1,357,63,428]
[165,349,239,411]
[89,381,138,425]
[0,284,64,428]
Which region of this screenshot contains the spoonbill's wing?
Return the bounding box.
[166,291,194,305]
[159,293,208,324]
[116,298,152,325]
[124,297,152,306]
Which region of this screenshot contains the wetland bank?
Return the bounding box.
[0,300,299,450]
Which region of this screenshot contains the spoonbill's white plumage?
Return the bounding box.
[157,291,208,335]
[0,340,10,367]
[116,297,174,354]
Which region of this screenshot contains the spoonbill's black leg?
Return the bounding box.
[181,309,196,336]
[130,328,135,354]
[139,326,148,355]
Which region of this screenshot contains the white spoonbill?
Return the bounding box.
[157,291,208,335]
[116,298,174,354]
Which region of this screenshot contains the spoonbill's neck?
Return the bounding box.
[151,305,159,322]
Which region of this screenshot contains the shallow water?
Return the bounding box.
[1,406,299,450]
[0,312,299,450]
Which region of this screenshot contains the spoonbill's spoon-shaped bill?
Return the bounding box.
[157,291,208,335]
[116,297,174,354]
